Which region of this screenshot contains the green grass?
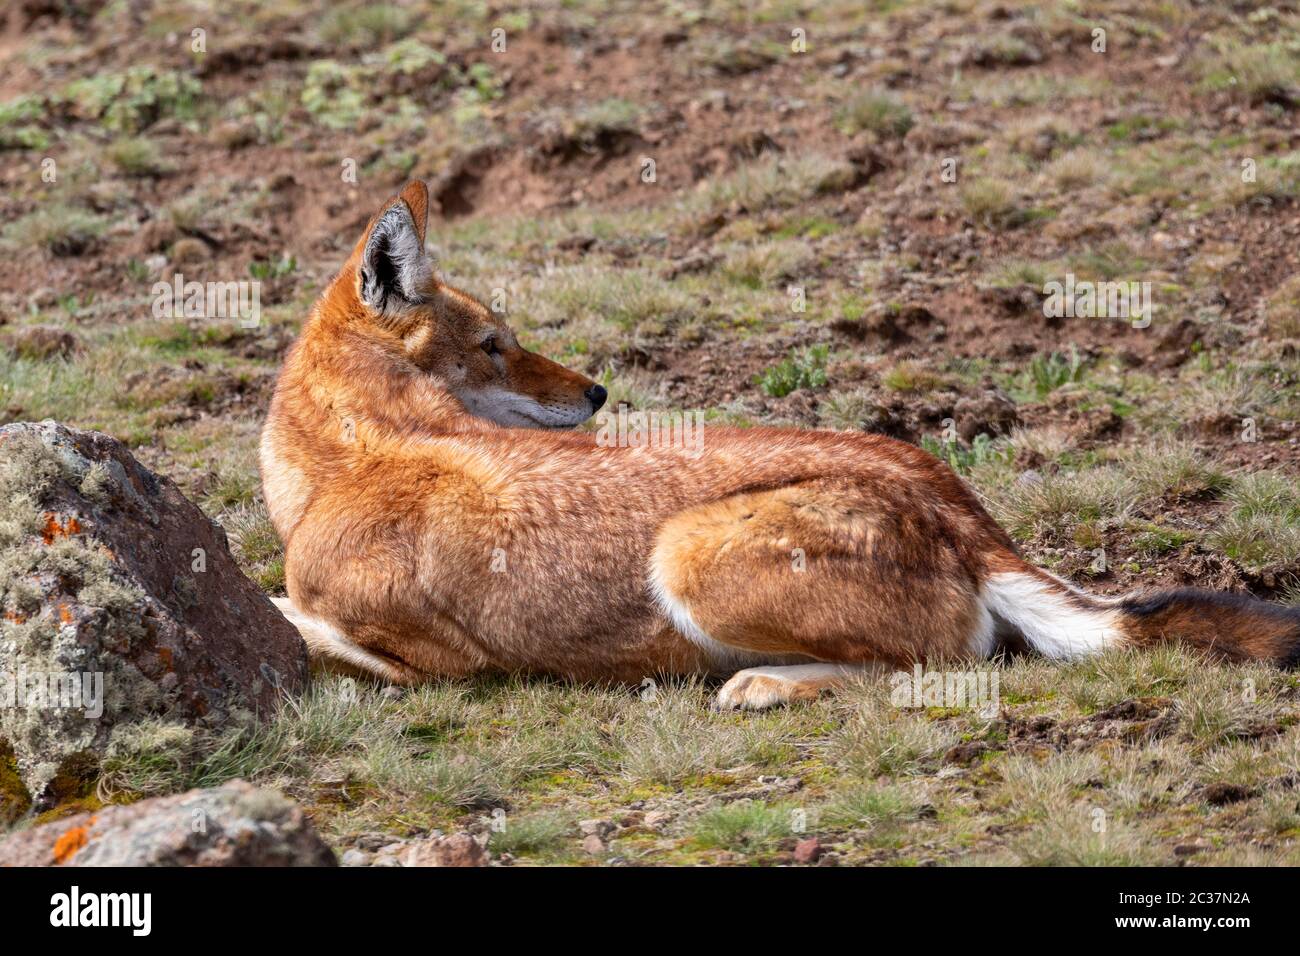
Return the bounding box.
[755,345,829,398]
[690,800,793,852]
[922,433,1013,476]
[2,204,108,256]
[1208,471,1300,570]
[487,812,573,859]
[834,90,913,138]
[106,137,168,176]
[1025,348,1088,398]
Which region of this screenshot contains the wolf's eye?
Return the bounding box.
[481,337,499,356]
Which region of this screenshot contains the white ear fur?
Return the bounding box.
[358,203,432,314]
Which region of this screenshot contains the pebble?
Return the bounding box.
[793,837,823,864]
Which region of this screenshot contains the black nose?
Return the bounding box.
[585,384,608,411]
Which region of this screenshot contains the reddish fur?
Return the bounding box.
[261,183,1300,696]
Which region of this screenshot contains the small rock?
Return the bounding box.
[169,237,209,266]
[943,741,992,766]
[0,780,334,867]
[354,831,392,851]
[341,848,372,867]
[578,818,616,839]
[1203,782,1254,806]
[401,833,489,867]
[581,834,606,855]
[793,837,823,864]
[643,810,671,828]
[372,842,406,867]
[213,119,258,150]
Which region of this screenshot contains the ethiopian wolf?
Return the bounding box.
[259,182,1300,709]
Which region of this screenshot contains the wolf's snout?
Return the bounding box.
[585,384,608,412]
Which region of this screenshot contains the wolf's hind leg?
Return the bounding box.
[649,479,990,673]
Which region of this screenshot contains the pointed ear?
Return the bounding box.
[358,196,431,315]
[399,180,429,245]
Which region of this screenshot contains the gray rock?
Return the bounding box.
[0,421,308,805]
[0,779,335,866]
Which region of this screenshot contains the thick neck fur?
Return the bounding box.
[290,270,486,451]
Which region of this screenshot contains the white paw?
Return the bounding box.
[714,668,797,711]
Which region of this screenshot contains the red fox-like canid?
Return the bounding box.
[260,182,1300,709]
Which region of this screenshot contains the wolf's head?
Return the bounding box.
[329,181,605,429]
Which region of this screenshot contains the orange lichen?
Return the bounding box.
[40,512,83,545]
[52,822,92,864]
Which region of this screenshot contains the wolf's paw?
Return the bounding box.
[714,663,869,711]
[713,666,815,711]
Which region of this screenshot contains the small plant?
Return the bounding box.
[921,433,1012,475]
[1026,347,1087,398]
[487,812,572,858]
[123,259,152,284]
[0,94,49,149]
[966,34,1042,68]
[301,61,367,129]
[690,800,791,851]
[249,255,297,280]
[755,345,829,398]
[106,136,167,177]
[62,67,200,134]
[818,785,920,832]
[2,204,106,256]
[1265,274,1300,340]
[819,388,880,431]
[1195,40,1299,106]
[317,4,415,48]
[1207,471,1300,570]
[464,62,503,103]
[834,90,913,138]
[882,361,945,394]
[961,177,1027,229]
[567,98,640,142]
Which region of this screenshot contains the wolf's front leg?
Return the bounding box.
[713,663,883,710]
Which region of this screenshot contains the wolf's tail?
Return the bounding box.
[980,563,1300,666]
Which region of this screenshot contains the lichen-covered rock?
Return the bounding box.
[0,779,336,866]
[0,421,308,806]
